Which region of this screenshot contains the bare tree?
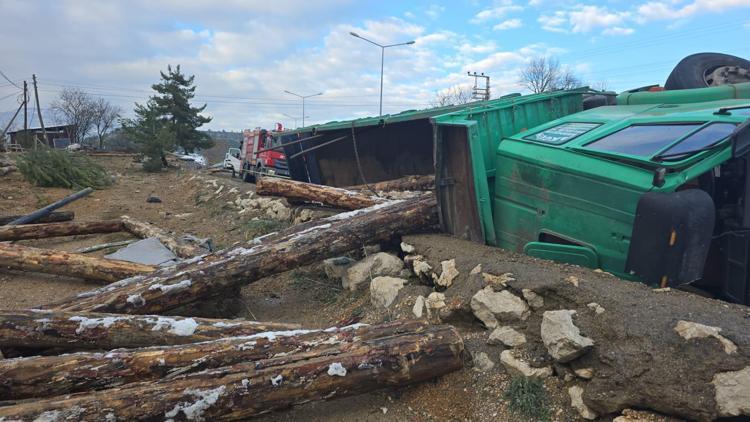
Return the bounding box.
[92,98,121,149]
[520,57,583,93]
[51,88,96,145]
[430,85,474,107]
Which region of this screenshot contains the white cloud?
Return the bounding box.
[538,11,569,32]
[426,4,446,20]
[493,18,523,30]
[539,5,631,35]
[471,3,524,23]
[637,0,750,22]
[602,26,635,36]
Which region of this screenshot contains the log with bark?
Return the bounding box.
[0,219,123,241]
[0,211,74,226]
[0,309,301,351]
[0,321,463,419]
[255,177,384,210]
[45,195,438,314]
[349,174,435,192]
[0,243,155,283]
[120,215,203,258]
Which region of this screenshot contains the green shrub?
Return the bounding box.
[504,376,551,421]
[142,153,164,173]
[16,147,112,189]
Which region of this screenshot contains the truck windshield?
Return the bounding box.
[585,124,700,156]
[653,122,736,160]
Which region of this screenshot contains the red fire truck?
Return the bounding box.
[224,124,290,182]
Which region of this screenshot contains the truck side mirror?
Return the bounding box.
[731,119,750,158]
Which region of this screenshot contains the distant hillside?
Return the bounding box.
[202,130,242,165]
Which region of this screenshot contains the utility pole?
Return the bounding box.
[32,74,46,148]
[467,72,490,101]
[284,91,322,128]
[23,81,28,132]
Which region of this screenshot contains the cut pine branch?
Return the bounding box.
[46,195,438,314]
[0,219,123,241]
[0,322,463,418]
[120,215,203,258]
[0,242,155,283]
[0,309,301,351]
[255,177,384,210]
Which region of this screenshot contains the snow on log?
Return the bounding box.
[0,242,155,283]
[45,195,438,314]
[255,177,384,210]
[0,219,123,241]
[120,215,203,258]
[0,321,462,418]
[348,174,435,192]
[0,309,301,351]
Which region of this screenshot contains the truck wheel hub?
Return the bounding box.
[704,65,750,86]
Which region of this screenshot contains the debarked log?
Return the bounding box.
[0,243,155,283]
[0,219,123,241]
[0,322,463,419]
[0,309,301,351]
[255,177,384,210]
[120,215,203,258]
[46,195,438,314]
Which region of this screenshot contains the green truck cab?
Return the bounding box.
[489,84,750,304]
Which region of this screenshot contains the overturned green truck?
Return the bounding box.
[435,82,750,305]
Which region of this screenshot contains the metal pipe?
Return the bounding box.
[254,134,323,155]
[7,187,94,225]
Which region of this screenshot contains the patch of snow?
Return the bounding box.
[164,385,225,421]
[69,316,126,334]
[241,379,250,388]
[327,200,402,221]
[270,375,283,386]
[126,294,145,307]
[327,362,347,377]
[252,232,278,244]
[35,318,52,331]
[212,321,241,328]
[149,317,199,336]
[32,410,62,422]
[148,279,192,293]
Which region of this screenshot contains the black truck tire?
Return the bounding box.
[665,53,750,90]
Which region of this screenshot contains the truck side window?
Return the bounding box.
[586,124,700,156]
[659,123,736,156]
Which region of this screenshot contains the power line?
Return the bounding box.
[0,69,21,90]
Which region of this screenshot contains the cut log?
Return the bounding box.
[0,322,463,419]
[46,195,438,314]
[120,215,203,258]
[0,211,74,226]
[0,320,427,400]
[256,177,384,210]
[349,174,435,192]
[0,219,123,241]
[0,309,301,351]
[0,243,155,283]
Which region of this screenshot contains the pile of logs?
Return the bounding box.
[0,177,462,419]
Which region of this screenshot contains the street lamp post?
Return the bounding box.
[282,113,310,129]
[283,90,322,128]
[350,32,415,116]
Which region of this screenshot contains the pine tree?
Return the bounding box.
[151,65,213,153]
[120,99,175,172]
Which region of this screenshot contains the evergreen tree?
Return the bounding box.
[151,65,213,153]
[120,99,175,171]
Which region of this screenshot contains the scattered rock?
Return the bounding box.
[323,257,356,281]
[653,287,672,293]
[712,366,750,417]
[404,254,432,279]
[472,351,495,372]
[674,320,737,355]
[398,268,414,279]
[470,287,530,328]
[487,326,526,347]
[574,367,594,380]
[482,272,514,288]
[412,295,425,318]
[146,195,162,203]
[425,292,446,311]
[522,289,544,309]
[587,302,605,315]
[499,350,553,378]
[569,385,598,420]
[369,276,406,309]
[470,264,482,275]
[565,275,579,287]
[342,252,405,291]
[613,408,679,422]
[400,242,416,254]
[363,244,381,255]
[541,310,594,362]
[433,259,459,288]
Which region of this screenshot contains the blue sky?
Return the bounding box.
[1,0,749,131]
